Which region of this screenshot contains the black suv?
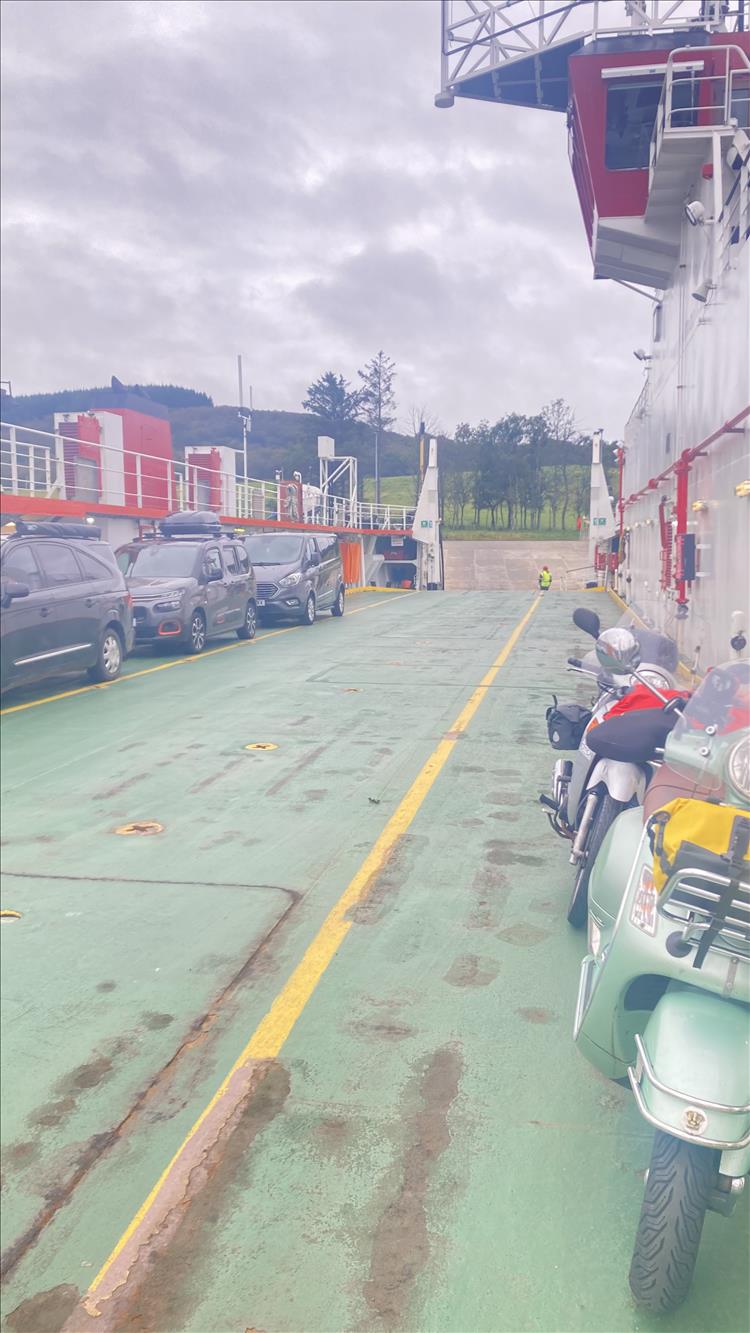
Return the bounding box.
[1,520,134,692]
[117,512,257,653]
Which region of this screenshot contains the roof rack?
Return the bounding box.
[158,511,224,539]
[12,519,103,540]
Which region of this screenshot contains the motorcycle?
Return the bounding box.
[540,607,680,927]
[574,652,750,1314]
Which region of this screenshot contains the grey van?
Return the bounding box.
[244,531,345,625]
[117,512,257,653]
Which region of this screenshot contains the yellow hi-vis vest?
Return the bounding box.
[539,570,552,589]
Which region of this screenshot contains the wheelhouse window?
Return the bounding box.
[605,79,662,171]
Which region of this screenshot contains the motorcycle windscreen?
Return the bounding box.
[665,661,750,798]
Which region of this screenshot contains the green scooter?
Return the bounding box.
[574,646,750,1314]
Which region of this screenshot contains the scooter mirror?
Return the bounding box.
[572,608,601,639]
[595,626,640,677]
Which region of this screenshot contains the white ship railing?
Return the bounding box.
[650,43,750,177]
[718,160,750,265]
[0,423,413,532]
[439,2,745,99]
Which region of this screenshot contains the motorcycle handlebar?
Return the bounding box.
[567,657,583,668]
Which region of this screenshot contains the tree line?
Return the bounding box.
[440,399,616,533]
[2,383,213,423]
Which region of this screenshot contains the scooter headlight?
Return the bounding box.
[638,669,671,693]
[727,735,750,802]
[588,916,602,957]
[630,865,658,936]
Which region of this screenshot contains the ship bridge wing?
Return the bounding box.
[437,2,747,111]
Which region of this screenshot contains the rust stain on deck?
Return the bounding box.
[5,1284,80,1333]
[69,1062,291,1333]
[444,954,499,988]
[265,744,326,797]
[363,1044,463,1328]
[0,879,301,1282]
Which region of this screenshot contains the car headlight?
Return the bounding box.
[279,571,301,588]
[154,598,183,612]
[727,736,750,801]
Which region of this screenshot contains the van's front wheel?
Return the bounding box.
[300,593,316,626]
[629,1131,718,1314]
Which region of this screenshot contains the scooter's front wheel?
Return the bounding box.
[629,1130,719,1314]
[567,792,623,928]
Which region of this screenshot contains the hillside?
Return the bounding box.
[0,384,423,484]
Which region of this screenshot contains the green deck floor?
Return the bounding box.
[1,590,747,1333]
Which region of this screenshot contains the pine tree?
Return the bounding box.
[357,352,396,505]
[302,372,363,426]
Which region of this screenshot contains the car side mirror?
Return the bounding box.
[573,607,601,638]
[206,567,223,582]
[309,551,321,568]
[1,580,31,608]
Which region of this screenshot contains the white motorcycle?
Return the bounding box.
[541,607,679,927]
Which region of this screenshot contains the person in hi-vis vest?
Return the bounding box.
[538,566,552,591]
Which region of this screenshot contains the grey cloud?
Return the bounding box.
[1,0,647,433]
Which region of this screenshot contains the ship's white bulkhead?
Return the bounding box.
[622,150,749,668]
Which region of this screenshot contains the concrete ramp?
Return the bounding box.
[444,538,592,591]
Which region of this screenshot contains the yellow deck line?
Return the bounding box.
[83,594,541,1310]
[347,585,415,595]
[0,593,411,716]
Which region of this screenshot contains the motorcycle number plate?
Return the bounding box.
[257,599,266,606]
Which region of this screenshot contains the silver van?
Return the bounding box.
[244,531,345,625]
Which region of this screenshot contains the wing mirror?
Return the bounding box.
[309,550,321,568]
[206,567,223,582]
[595,626,640,677]
[573,607,601,639]
[1,580,31,608]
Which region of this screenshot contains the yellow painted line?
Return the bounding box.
[0,594,411,717]
[606,587,697,683]
[84,595,540,1307]
[347,585,415,595]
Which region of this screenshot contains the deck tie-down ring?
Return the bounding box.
[114,821,164,836]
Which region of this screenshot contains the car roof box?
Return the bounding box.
[159,511,223,538]
[14,519,102,539]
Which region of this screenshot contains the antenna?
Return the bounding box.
[237,354,252,513]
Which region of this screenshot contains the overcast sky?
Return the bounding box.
[1,0,650,437]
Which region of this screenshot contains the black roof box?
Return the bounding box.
[13,519,102,540]
[159,511,223,538]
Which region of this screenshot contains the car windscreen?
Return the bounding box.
[123,544,199,577]
[245,535,304,565]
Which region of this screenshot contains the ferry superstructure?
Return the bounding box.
[437,0,750,668]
